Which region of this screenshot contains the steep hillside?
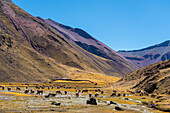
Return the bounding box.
[117,59,170,94]
[38,18,129,62]
[0,0,137,82]
[38,17,137,73]
[118,40,170,68]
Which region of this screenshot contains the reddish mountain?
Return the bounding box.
[38,18,130,62]
[0,0,137,82]
[118,40,170,68]
[38,17,137,71]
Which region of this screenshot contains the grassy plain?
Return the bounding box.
[0,76,169,113]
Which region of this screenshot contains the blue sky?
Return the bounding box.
[12,0,170,51]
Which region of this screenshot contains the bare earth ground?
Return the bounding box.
[0,80,169,113]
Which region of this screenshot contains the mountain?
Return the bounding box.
[118,59,170,94]
[37,18,134,65]
[118,40,170,68]
[0,0,137,82]
[39,17,138,75]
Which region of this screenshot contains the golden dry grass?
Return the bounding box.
[0,92,36,97]
[68,72,121,84]
[0,82,169,113]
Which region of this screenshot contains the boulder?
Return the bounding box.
[115,106,123,111]
[117,93,121,96]
[145,81,157,93]
[136,89,141,93]
[110,101,117,105]
[89,93,92,98]
[124,98,129,100]
[86,98,97,105]
[142,97,146,99]
[51,101,61,106]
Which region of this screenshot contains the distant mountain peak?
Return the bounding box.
[118,40,170,68]
[160,40,170,47]
[118,40,170,52]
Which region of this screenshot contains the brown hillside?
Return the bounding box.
[0,0,137,82]
[117,59,170,93]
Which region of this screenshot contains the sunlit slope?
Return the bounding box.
[0,0,136,82]
[68,72,120,84]
[117,59,170,93]
[40,18,138,75]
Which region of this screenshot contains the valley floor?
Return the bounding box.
[0,80,169,113]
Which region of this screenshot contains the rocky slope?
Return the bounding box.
[118,40,170,68]
[0,0,137,82]
[118,59,170,94]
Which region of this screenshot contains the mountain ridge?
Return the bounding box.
[40,18,134,63]
[0,0,137,82]
[118,40,170,52]
[118,40,170,68]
